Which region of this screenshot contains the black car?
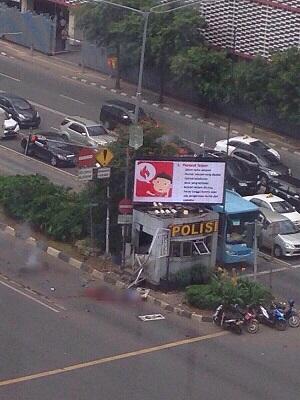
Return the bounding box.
[269,175,300,212]
[201,149,260,195]
[21,132,76,167]
[0,93,41,128]
[230,148,289,186]
[100,99,157,129]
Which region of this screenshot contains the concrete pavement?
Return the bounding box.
[0,229,300,400]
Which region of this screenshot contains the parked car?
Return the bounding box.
[21,132,76,167]
[257,208,300,257]
[214,136,280,159]
[200,149,260,195]
[269,175,300,213]
[227,147,289,186]
[244,193,300,228]
[0,107,19,138]
[100,100,157,129]
[0,93,40,128]
[60,116,117,147]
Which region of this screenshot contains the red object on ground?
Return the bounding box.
[78,147,96,168]
[118,198,133,215]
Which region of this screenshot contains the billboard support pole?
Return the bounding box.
[105,184,110,256]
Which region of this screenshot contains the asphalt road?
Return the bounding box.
[0,51,299,182]
[0,229,300,400]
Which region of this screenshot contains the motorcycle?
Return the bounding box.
[254,303,287,331]
[277,300,300,328]
[234,304,260,334]
[213,304,255,334]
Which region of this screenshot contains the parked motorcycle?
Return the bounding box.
[277,300,300,328]
[213,304,258,334]
[234,304,260,334]
[253,303,287,331]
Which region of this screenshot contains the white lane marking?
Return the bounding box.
[0,72,20,82]
[244,266,288,278]
[182,138,203,147]
[0,144,76,178]
[29,101,66,117]
[59,94,85,105]
[0,279,60,313]
[50,126,59,131]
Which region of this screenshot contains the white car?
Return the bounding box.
[0,107,19,139]
[214,136,280,160]
[244,193,300,228]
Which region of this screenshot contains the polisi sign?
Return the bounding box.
[169,221,219,237]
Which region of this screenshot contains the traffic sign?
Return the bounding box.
[95,148,114,166]
[78,167,94,181]
[118,198,133,215]
[117,214,133,225]
[129,125,143,150]
[78,147,96,168]
[97,167,111,179]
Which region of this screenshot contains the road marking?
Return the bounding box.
[258,251,292,266]
[0,279,60,313]
[50,126,59,131]
[0,144,76,178]
[29,101,66,117]
[0,72,20,82]
[59,94,85,105]
[0,331,227,387]
[244,266,288,278]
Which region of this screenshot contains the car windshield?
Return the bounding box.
[13,99,32,110]
[276,220,300,235]
[271,200,294,213]
[87,125,107,136]
[251,140,269,151]
[261,152,280,166]
[227,159,246,176]
[226,212,257,244]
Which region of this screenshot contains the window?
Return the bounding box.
[170,239,211,257]
[233,151,257,164]
[87,126,107,136]
[259,200,272,210]
[250,198,263,207]
[69,123,85,134]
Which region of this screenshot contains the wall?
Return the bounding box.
[0,3,56,54]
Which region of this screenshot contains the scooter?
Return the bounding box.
[213,304,244,335]
[234,304,260,334]
[254,303,287,331]
[277,300,300,328]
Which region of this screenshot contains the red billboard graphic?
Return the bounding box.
[133,160,225,204]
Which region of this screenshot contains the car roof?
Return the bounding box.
[34,131,63,141]
[244,193,284,203]
[64,116,102,127]
[259,208,290,223]
[230,135,259,145]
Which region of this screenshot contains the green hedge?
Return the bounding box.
[0,175,87,241]
[186,274,273,310]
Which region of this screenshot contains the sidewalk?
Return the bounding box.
[1,39,300,153]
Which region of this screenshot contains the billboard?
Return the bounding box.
[133,160,225,204]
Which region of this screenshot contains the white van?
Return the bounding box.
[0,107,19,138]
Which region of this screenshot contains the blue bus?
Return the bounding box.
[212,190,259,265]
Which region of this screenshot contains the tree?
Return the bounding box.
[171,46,232,107]
[268,48,300,126]
[147,9,205,103]
[76,1,144,89]
[234,57,270,132]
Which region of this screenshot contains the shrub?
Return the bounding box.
[186,272,273,310]
[169,265,208,289]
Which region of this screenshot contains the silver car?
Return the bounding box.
[258,208,300,257]
[59,116,117,147]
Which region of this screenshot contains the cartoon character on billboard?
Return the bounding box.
[135,161,173,199]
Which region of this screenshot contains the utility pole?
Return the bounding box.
[253,220,258,281]
[105,184,110,255]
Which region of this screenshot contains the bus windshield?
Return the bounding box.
[226,212,257,244]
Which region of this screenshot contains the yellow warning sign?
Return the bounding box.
[95,148,114,166]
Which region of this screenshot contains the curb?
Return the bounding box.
[0,222,212,323]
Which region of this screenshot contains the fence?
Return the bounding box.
[0,3,56,55]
